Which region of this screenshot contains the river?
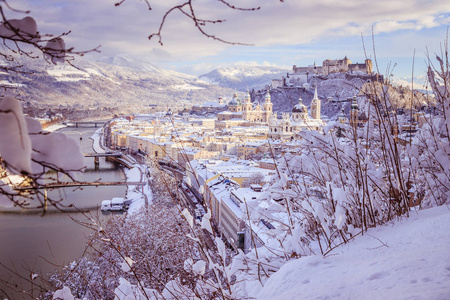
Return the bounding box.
[0,126,127,299]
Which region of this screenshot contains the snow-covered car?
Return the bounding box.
[111,198,125,211]
[101,200,112,211]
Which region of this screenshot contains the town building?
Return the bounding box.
[216,89,273,128]
[269,89,324,140]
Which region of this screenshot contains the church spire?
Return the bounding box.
[311,86,321,120]
[313,86,318,101]
[264,87,271,103]
[245,89,251,103]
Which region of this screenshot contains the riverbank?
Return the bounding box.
[0,126,127,300]
[90,128,153,214]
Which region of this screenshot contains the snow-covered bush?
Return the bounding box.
[48,205,198,299]
[0,96,85,209]
[0,2,94,210]
[408,52,450,207]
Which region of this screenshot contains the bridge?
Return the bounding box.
[63,121,106,128]
[83,152,122,157]
[84,152,122,168]
[15,181,145,190]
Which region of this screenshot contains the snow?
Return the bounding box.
[0,16,38,39]
[182,208,194,228]
[90,128,105,153]
[121,257,135,272]
[192,260,206,275]
[114,278,159,300]
[201,209,213,234]
[124,165,153,215]
[85,68,104,77]
[47,66,91,82]
[0,96,32,174]
[0,80,26,87]
[27,118,85,176]
[257,205,450,300]
[45,37,66,64]
[45,123,67,132]
[172,83,204,91]
[52,286,74,300]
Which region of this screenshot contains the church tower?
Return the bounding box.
[242,90,252,121]
[338,108,347,124]
[350,95,359,128]
[311,86,321,120]
[263,88,273,123]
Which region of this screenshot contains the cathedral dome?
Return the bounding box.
[228,92,239,105]
[292,96,307,113]
[228,99,237,105]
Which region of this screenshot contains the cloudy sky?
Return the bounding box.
[8,0,450,84]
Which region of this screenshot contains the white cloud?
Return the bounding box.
[8,0,448,57]
[4,0,450,77]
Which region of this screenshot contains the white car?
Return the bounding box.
[111,198,125,211]
[101,200,112,211]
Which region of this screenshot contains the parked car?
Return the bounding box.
[101,200,112,211]
[111,198,126,211]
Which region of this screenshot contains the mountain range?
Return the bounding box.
[0,53,417,121]
[0,54,293,118]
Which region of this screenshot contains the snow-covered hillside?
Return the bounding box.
[97,54,196,80]
[257,205,450,300]
[250,73,367,119]
[0,54,234,114]
[199,66,288,92]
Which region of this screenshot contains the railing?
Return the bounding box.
[15,181,145,190]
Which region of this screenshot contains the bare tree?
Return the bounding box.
[115,0,265,46]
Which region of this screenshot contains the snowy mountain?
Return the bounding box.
[199,66,289,92]
[1,53,415,121]
[97,54,196,80]
[0,54,234,118]
[97,54,162,74]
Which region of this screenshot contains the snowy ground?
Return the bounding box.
[124,165,153,215]
[45,123,66,132]
[90,128,105,153]
[257,205,450,300]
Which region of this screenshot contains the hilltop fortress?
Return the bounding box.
[272,57,375,88]
[294,57,373,76]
